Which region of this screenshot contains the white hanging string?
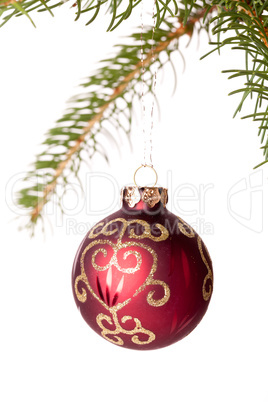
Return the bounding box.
[140,0,146,165]
[149,0,157,167]
[140,0,157,169]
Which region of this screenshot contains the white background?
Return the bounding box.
[1,3,268,402]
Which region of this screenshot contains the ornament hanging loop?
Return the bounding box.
[133,164,158,187]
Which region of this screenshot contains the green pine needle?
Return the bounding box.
[0,0,182,30]
[204,0,268,166]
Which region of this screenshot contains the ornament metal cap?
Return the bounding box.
[121,186,168,209]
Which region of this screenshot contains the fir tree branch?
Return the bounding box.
[203,0,268,167]
[17,8,213,233]
[237,0,268,47]
[0,0,181,30]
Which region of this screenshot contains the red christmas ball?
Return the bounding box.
[72,186,213,350]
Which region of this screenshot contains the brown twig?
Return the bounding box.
[30,10,211,222]
[0,0,22,7]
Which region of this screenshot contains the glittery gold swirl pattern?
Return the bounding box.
[96,310,155,345]
[178,217,195,238]
[88,218,169,242]
[74,218,170,346]
[75,241,168,307]
[146,279,170,307]
[197,236,213,301]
